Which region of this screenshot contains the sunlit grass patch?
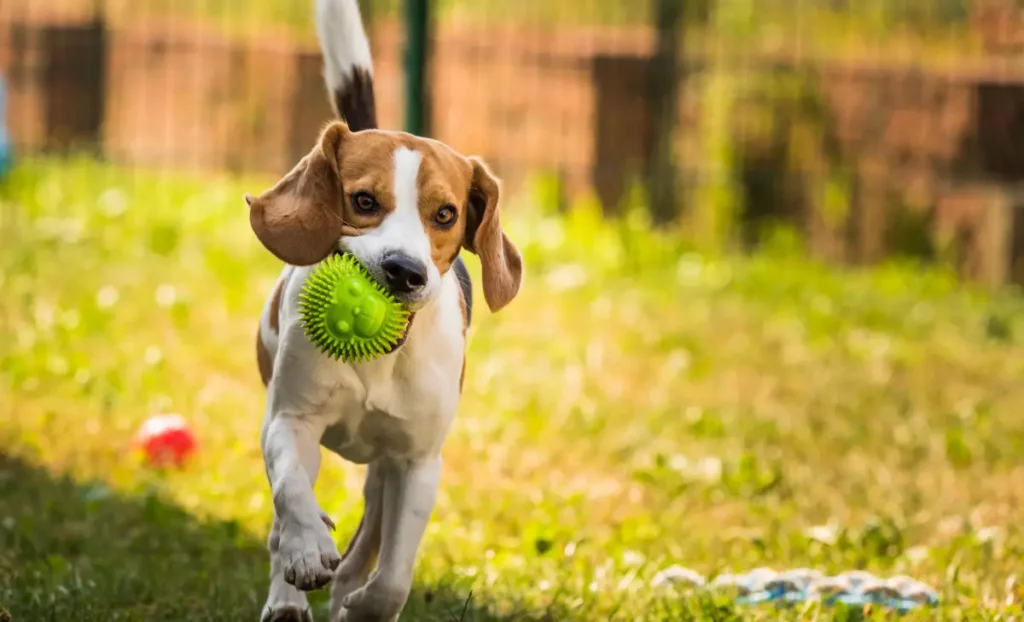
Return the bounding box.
[2,157,1024,620]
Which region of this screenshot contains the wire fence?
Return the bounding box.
[3,1,1024,285]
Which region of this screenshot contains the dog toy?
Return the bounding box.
[135,414,197,468]
[298,253,410,362]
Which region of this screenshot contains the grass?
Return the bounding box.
[2,155,1024,620]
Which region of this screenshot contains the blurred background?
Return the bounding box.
[5,0,1024,277]
[2,1,1024,620]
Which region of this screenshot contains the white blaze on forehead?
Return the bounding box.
[393,146,423,221]
[385,146,431,259]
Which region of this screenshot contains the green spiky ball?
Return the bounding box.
[298,253,411,362]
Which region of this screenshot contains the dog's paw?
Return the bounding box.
[333,607,399,622]
[261,603,313,622]
[335,581,408,622]
[279,524,342,591]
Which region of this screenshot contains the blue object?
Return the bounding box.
[654,566,940,613]
[0,73,12,179]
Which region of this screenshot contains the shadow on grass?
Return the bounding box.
[0,454,558,622]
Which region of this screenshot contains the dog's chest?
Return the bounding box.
[319,376,435,462]
[317,329,461,463]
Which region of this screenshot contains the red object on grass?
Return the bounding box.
[135,414,197,467]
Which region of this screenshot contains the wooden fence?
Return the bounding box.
[2,11,1024,287]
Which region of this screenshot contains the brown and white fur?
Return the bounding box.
[248,1,523,620]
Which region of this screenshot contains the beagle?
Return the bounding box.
[248,1,523,620]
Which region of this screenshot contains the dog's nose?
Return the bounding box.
[381,255,428,294]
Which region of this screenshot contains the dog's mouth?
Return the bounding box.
[385,311,415,353]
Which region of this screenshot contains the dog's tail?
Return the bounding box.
[315,0,377,131]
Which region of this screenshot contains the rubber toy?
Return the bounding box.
[298,253,410,362]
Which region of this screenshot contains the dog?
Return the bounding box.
[247,1,523,620]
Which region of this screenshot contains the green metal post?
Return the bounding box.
[404,0,431,137]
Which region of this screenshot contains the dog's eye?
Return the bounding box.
[434,205,457,227]
[351,192,379,214]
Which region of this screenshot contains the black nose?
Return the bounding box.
[381,255,428,294]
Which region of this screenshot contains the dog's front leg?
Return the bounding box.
[337,457,442,622]
[330,460,385,621]
[262,406,342,597]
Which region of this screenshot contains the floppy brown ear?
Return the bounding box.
[463,157,523,312]
[246,122,350,266]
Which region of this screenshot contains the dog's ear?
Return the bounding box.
[463,157,523,312]
[247,122,350,266]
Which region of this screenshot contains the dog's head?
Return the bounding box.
[246,121,522,312]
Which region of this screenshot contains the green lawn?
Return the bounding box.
[1,157,1024,621]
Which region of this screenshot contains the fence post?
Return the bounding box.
[404,0,432,137]
[648,0,683,225]
[42,17,107,155]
